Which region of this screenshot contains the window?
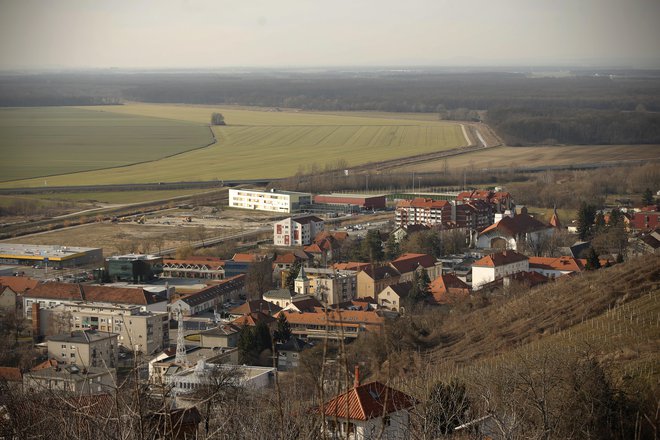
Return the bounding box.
[61,344,66,349]
[70,353,75,358]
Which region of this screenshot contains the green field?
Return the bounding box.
[16,188,223,204]
[1,103,467,187]
[0,106,213,182]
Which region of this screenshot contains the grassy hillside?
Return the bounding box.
[1,103,466,187]
[0,107,213,181]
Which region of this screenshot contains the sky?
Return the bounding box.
[1,0,659,70]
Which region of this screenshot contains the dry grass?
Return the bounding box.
[391,144,660,172]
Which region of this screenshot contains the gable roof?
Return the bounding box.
[293,215,323,225]
[25,283,158,305]
[231,311,276,327]
[480,213,549,237]
[382,282,414,298]
[390,253,437,274]
[232,253,261,263]
[361,266,401,281]
[473,250,528,268]
[229,298,281,316]
[319,381,416,421]
[396,198,450,209]
[0,276,39,293]
[201,323,241,337]
[0,366,22,382]
[528,256,586,273]
[332,262,372,272]
[430,274,470,304]
[178,275,245,307]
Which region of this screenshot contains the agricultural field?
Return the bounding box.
[17,188,224,205]
[392,144,660,172]
[0,106,213,182]
[0,103,467,187]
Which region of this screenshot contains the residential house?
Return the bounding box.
[199,323,242,349]
[276,337,313,371]
[231,312,277,330]
[47,330,119,369]
[23,360,115,395]
[429,273,471,304]
[280,295,323,313]
[318,377,416,440]
[528,256,587,278]
[377,282,413,312]
[476,209,554,251]
[0,276,39,294]
[273,216,324,246]
[0,285,18,311]
[630,206,660,231]
[356,266,401,300]
[390,253,443,282]
[228,299,281,319]
[390,224,431,243]
[472,250,529,290]
[299,267,358,306]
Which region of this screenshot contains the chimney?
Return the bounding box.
[31,303,40,338]
[354,364,360,388]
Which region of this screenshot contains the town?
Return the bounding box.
[1,183,658,438]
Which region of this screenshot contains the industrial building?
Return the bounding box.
[313,193,387,210]
[228,188,311,213]
[0,244,103,269]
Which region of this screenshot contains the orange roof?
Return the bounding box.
[528,256,585,273]
[430,274,470,304]
[25,283,157,305]
[332,262,372,272]
[278,309,384,330]
[473,251,528,268]
[31,359,58,371]
[232,253,260,263]
[229,299,281,316]
[0,366,22,381]
[0,276,39,293]
[274,253,297,264]
[232,312,276,327]
[320,381,415,421]
[304,243,324,254]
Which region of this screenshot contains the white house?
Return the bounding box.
[273,216,324,246]
[319,378,416,440]
[471,250,529,290]
[476,209,553,252]
[229,188,311,213]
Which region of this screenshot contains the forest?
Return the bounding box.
[1,69,660,145]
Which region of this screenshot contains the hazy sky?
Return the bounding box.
[1,0,659,69]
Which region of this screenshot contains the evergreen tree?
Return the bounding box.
[285,260,302,292]
[408,269,431,304]
[642,188,653,206]
[361,229,384,262]
[585,248,601,271]
[577,202,597,241]
[594,212,606,233]
[237,326,257,364]
[384,233,401,260]
[273,313,292,343]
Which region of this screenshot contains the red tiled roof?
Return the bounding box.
[430,274,470,304]
[480,213,549,236]
[0,276,39,293]
[332,262,372,272]
[390,253,437,274]
[278,309,384,331]
[396,198,450,209]
[232,312,276,327]
[473,251,528,268]
[274,253,297,264]
[528,256,585,273]
[320,381,415,421]
[0,366,22,382]
[25,283,157,305]
[303,243,324,254]
[232,253,260,263]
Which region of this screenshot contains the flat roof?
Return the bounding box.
[0,243,101,261]
[106,254,162,261]
[322,193,386,198]
[230,188,311,196]
[48,330,119,344]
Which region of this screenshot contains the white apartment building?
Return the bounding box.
[273,216,324,246]
[229,188,312,213]
[471,250,529,289]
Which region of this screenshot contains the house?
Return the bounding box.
[170,275,246,316]
[332,262,372,272]
[471,251,529,290]
[390,253,442,282]
[273,216,324,246]
[0,366,23,392]
[199,323,242,349]
[630,206,660,231]
[479,270,550,293]
[0,276,39,294]
[149,347,238,386]
[429,273,471,304]
[356,266,401,300]
[390,224,431,243]
[23,361,115,395]
[47,330,119,369]
[281,295,324,313]
[0,285,18,311]
[476,209,554,251]
[628,232,660,256]
[228,299,281,319]
[528,256,586,278]
[377,282,413,312]
[273,251,311,283]
[231,312,277,330]
[318,375,416,440]
[276,337,313,371]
